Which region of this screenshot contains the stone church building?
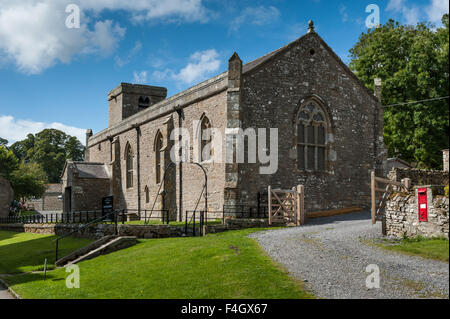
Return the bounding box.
[61,21,386,220]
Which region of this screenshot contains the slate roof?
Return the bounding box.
[62,161,110,180]
[74,162,110,179]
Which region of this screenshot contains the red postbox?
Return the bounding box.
[418,188,428,222]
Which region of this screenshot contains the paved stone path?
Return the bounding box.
[251,211,449,299]
[0,282,14,299]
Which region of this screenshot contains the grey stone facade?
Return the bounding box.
[388,167,449,188]
[62,24,386,218]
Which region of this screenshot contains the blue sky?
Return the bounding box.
[0,0,448,145]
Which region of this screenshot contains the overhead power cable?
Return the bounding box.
[382,96,449,108]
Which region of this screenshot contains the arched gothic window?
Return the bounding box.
[125,143,134,188]
[296,100,328,171]
[155,132,163,184]
[200,116,213,162]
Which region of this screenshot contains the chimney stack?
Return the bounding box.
[374,78,382,102]
[85,129,93,162]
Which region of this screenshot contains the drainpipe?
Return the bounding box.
[175,105,184,221]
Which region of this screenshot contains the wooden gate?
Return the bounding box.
[268,185,305,226]
[371,171,410,231]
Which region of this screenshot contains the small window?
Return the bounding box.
[296,100,328,171]
[138,96,150,110]
[125,143,134,188]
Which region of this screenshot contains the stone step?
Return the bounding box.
[57,236,137,266]
[56,235,117,267]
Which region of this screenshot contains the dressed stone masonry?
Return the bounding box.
[61,21,386,219]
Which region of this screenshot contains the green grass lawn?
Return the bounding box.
[374,237,449,262]
[16,211,38,217]
[1,229,313,299]
[0,231,93,274]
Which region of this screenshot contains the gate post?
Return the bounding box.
[371,171,376,225]
[268,185,272,225]
[297,185,305,226]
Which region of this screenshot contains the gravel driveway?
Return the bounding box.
[250,211,449,299]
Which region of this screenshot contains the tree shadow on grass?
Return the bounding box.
[0,231,91,281]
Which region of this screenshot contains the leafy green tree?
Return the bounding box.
[65,135,85,161]
[10,133,35,162]
[0,137,8,146]
[10,129,84,182]
[10,162,48,204]
[0,145,19,179]
[349,14,449,169]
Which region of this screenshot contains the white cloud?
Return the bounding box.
[133,70,148,84]
[0,115,86,145]
[174,49,221,84]
[386,0,448,25]
[0,0,210,74]
[0,1,125,74]
[426,0,449,23]
[115,41,142,67]
[153,49,221,86]
[339,5,348,22]
[79,0,209,23]
[386,0,419,25]
[229,6,280,33]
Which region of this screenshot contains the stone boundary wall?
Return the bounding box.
[385,187,449,239]
[388,167,449,187]
[0,218,277,239]
[0,177,13,218]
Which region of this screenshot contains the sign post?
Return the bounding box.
[102,196,114,217]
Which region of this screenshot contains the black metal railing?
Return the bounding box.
[0,209,173,225]
[0,211,105,225]
[119,209,170,225]
[222,205,268,219]
[53,210,120,262]
[184,211,206,237]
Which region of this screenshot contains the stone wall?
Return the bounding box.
[385,186,449,239]
[26,183,62,211]
[388,167,449,187]
[0,177,13,218]
[0,218,279,239]
[0,223,171,239]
